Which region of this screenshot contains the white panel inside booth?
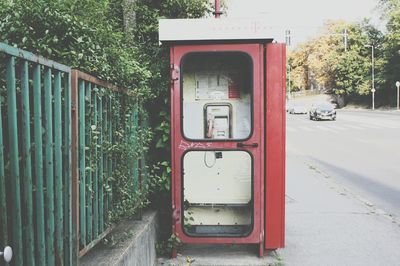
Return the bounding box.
[183,151,252,233]
[182,53,252,140]
[183,102,203,139]
[183,151,251,204]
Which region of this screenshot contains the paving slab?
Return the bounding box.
[157,244,281,266]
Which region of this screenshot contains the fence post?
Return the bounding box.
[54,70,64,265]
[33,63,46,265]
[6,55,23,266]
[86,82,93,244]
[71,70,80,266]
[21,60,35,266]
[99,92,104,232]
[108,96,113,210]
[0,92,7,251]
[93,88,99,238]
[64,73,73,266]
[44,67,55,266]
[79,79,87,246]
[103,96,109,223]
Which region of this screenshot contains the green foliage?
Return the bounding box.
[0,0,152,97]
[148,161,171,192]
[0,0,211,225]
[107,101,154,222]
[133,0,210,200]
[287,5,400,108]
[183,210,194,230]
[156,233,182,257]
[131,0,210,248]
[154,111,170,149]
[379,0,400,105]
[288,19,385,105]
[161,0,213,18]
[0,0,159,223]
[132,0,210,199]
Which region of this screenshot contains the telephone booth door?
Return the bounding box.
[170,43,265,249]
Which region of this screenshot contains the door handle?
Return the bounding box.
[237,143,258,148]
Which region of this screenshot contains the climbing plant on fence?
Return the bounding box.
[0,43,153,265]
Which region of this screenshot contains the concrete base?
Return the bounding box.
[157,244,281,266]
[80,210,158,266]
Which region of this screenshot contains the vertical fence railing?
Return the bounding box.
[0,43,73,266]
[71,70,141,258]
[1,43,145,265]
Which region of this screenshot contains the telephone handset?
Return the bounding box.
[206,117,214,138]
[204,104,231,139]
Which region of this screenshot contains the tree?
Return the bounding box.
[288,19,384,105]
[288,43,311,91]
[379,0,400,105]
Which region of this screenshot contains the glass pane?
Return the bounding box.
[183,150,253,237]
[182,52,252,140]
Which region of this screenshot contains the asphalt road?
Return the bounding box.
[286,109,400,218]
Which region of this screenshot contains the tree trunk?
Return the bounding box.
[123,0,136,41]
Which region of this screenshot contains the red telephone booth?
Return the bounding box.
[159,18,286,256]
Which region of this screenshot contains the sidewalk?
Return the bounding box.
[281,152,400,265]
[157,152,400,265]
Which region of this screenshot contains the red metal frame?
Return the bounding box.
[171,44,264,246]
[71,70,80,263]
[265,43,286,249]
[169,42,286,255]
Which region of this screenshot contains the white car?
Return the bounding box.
[289,103,307,114]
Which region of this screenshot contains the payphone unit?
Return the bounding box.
[204,103,231,139]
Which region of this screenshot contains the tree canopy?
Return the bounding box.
[288,3,400,107]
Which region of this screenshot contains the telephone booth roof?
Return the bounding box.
[159,18,276,44]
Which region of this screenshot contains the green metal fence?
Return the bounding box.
[0,43,73,265]
[0,43,145,265]
[71,70,141,257]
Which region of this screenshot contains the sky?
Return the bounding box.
[224,0,382,46]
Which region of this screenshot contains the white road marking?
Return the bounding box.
[345,125,365,130]
[355,138,370,143]
[358,124,380,129]
[324,124,347,131]
[315,125,333,131]
[299,126,315,132]
[318,125,341,133]
[339,114,400,129]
